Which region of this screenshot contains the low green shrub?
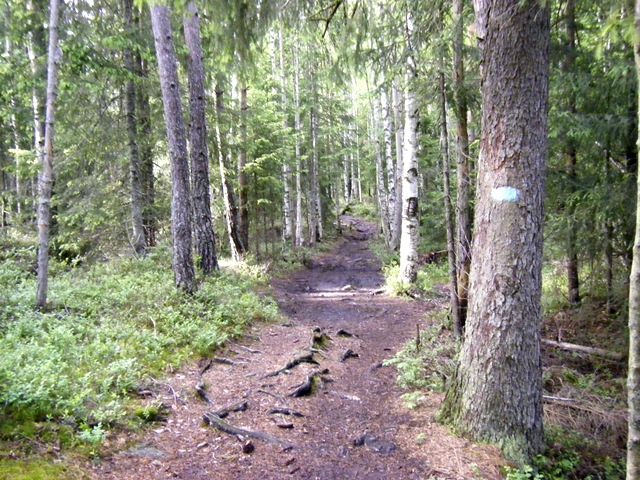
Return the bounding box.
[0,248,278,446]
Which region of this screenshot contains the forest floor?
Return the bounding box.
[88,215,506,480]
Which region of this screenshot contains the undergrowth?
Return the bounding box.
[0,246,278,454]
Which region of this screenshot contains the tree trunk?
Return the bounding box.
[439,70,462,337]
[381,87,397,248]
[564,0,580,305]
[134,38,156,247]
[238,83,250,251]
[373,98,390,244]
[293,46,305,247]
[123,0,146,256]
[215,84,244,260]
[438,0,549,466]
[390,80,404,250]
[150,4,195,294]
[399,10,419,286]
[453,0,472,327]
[307,108,319,246]
[279,24,293,244]
[184,1,218,274]
[35,0,61,308]
[627,2,640,476]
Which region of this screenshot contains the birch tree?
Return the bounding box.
[398,8,419,285]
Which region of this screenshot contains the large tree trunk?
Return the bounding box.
[627,2,640,476]
[150,4,195,294]
[123,0,146,256]
[184,1,218,274]
[398,10,419,286]
[453,0,472,327]
[438,0,549,466]
[35,0,61,308]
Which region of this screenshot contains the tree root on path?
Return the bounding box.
[203,412,294,449]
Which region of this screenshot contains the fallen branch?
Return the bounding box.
[203,412,293,448]
[542,339,625,361]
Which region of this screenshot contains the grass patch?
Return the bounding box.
[0,246,278,451]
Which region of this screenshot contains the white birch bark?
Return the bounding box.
[399,12,419,286]
[373,98,390,244]
[381,87,396,246]
[279,24,293,242]
[390,80,404,250]
[293,46,305,247]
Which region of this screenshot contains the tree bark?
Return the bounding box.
[150,3,195,294]
[373,97,390,245]
[279,24,293,244]
[184,1,218,274]
[627,1,640,476]
[439,70,462,337]
[307,108,319,246]
[390,80,404,250]
[381,87,397,249]
[453,0,472,327]
[123,0,146,256]
[214,84,244,260]
[438,0,549,466]
[564,0,580,305]
[398,10,419,286]
[293,45,305,247]
[35,0,61,308]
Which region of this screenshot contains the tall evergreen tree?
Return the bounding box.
[438,0,550,465]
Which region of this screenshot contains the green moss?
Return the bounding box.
[0,458,84,480]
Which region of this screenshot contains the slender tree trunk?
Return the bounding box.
[215,84,244,260]
[279,24,293,243]
[453,0,472,326]
[123,0,146,255]
[564,0,580,305]
[150,4,195,294]
[439,70,462,337]
[399,10,419,285]
[136,53,156,247]
[308,108,319,246]
[28,0,46,219]
[438,0,549,465]
[373,98,390,244]
[35,0,61,308]
[184,1,218,274]
[238,83,250,251]
[293,46,305,247]
[627,2,640,476]
[390,80,404,250]
[381,87,396,247]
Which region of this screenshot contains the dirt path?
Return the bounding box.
[92,216,504,480]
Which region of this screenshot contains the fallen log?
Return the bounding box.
[203,412,293,448]
[541,339,625,361]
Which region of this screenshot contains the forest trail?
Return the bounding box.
[91,216,504,480]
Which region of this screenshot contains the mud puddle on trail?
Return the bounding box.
[91,216,505,480]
